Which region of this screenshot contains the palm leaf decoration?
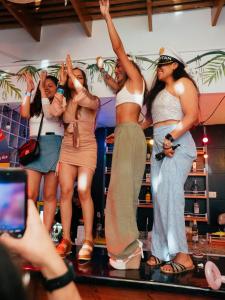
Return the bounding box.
[0,72,21,100]
[46,64,61,78]
[201,55,225,85]
[16,65,40,82]
[136,56,157,70]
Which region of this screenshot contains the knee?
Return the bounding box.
[43,191,56,202]
[60,185,74,201]
[28,190,38,202]
[78,188,91,202]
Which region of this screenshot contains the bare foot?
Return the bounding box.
[146,255,162,266]
[161,253,194,273]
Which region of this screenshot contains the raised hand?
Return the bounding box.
[96,56,104,70]
[66,54,74,79]
[39,70,47,91]
[24,72,35,93]
[59,63,67,86]
[99,0,110,19]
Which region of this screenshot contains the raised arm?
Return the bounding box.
[73,89,100,111]
[99,0,142,83]
[20,72,35,119]
[96,56,119,92]
[49,65,67,117]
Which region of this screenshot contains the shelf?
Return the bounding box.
[138,203,153,208]
[188,172,207,176]
[184,215,208,222]
[185,194,207,199]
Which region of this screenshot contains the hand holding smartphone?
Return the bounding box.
[0,169,27,238]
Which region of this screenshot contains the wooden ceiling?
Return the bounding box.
[0,0,224,41]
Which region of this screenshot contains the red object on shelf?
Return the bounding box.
[0,129,5,141]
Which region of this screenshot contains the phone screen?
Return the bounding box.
[0,169,27,237]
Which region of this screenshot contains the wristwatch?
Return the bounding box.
[42,260,76,292]
[165,133,175,143]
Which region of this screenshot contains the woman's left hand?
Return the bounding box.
[99,0,110,19]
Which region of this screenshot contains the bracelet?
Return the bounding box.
[165,133,175,142]
[163,146,172,150]
[42,260,75,292]
[56,88,64,95]
[57,84,65,89]
[25,91,32,97]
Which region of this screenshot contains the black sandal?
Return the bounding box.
[146,255,162,267]
[160,261,195,274]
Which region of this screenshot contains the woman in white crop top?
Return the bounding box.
[20,72,63,232]
[144,48,199,274]
[100,0,147,270]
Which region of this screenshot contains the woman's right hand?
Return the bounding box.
[24,72,35,93]
[59,63,68,86]
[99,0,110,19]
[39,71,47,92]
[106,133,114,144]
[96,56,104,70]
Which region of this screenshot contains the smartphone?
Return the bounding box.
[0,168,27,238]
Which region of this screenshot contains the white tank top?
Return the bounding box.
[151,89,184,124]
[115,81,145,108]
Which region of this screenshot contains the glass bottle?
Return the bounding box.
[145,186,151,203]
[192,220,199,243]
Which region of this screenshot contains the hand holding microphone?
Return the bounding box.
[155,144,180,161]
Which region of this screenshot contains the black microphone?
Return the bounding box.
[155,144,181,161]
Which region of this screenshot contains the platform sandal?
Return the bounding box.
[109,240,144,270]
[77,240,94,264]
[160,261,195,274]
[56,238,72,257]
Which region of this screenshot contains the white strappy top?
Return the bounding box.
[115,81,145,108]
[151,89,184,124]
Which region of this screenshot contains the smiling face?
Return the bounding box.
[68,68,85,90]
[44,78,57,99]
[115,60,127,84]
[157,62,178,82]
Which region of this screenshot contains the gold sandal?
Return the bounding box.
[77,240,94,263]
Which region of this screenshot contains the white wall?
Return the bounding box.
[0,7,225,100]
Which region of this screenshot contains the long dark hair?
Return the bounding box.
[64,68,89,101]
[116,59,148,99]
[144,63,198,120]
[30,75,58,117]
[0,244,27,300]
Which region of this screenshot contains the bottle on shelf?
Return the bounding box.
[96,211,102,240]
[145,165,151,183]
[191,179,199,194]
[146,152,151,162]
[145,186,151,203]
[194,200,200,215]
[192,160,197,172]
[192,220,199,243]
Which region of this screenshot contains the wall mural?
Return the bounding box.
[0,50,225,101]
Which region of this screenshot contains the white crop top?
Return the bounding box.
[151,89,184,124]
[115,81,145,108]
[29,114,64,137]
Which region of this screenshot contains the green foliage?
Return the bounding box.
[201,55,225,85]
[0,72,21,100]
[16,65,40,82]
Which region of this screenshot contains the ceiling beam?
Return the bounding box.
[70,0,92,37]
[211,0,225,26]
[1,0,41,41]
[146,0,152,31]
